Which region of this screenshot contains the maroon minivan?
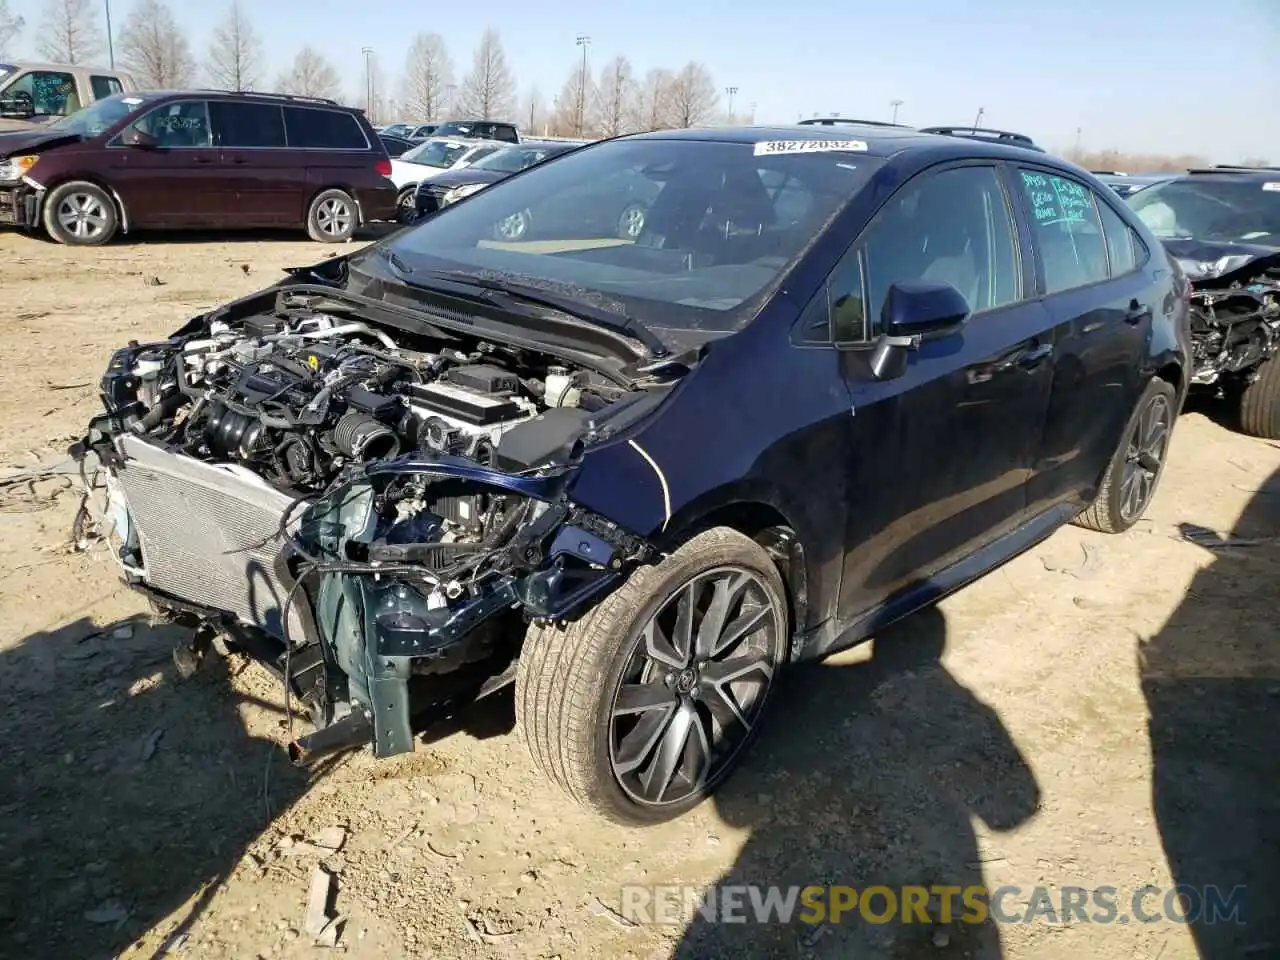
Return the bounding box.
[0,89,398,245]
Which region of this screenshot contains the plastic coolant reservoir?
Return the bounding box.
[544,368,581,407]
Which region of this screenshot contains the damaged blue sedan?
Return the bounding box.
[70,124,1189,824]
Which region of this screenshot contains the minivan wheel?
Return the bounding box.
[516,527,788,825]
[43,182,118,246]
[1073,376,1176,534]
[306,189,357,242]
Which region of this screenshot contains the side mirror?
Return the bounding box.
[0,92,35,120]
[867,281,970,381]
[122,128,157,149]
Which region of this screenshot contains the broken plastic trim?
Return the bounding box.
[294,452,655,762]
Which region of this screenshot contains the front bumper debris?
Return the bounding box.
[0,184,36,227]
[72,430,655,764]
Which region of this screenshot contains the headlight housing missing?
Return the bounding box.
[443,182,487,206]
[0,154,40,183]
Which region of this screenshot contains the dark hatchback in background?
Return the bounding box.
[413,138,584,219]
[72,123,1190,826]
[0,89,397,245]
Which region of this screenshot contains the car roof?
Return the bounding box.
[140,89,360,112]
[1181,165,1280,181]
[621,123,1057,164]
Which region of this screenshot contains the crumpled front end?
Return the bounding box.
[286,455,655,761]
[1165,240,1280,386]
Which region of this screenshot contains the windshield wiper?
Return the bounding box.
[384,255,669,357]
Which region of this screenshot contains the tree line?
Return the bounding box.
[0,0,729,133]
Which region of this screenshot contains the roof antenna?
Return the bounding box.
[973,107,984,129]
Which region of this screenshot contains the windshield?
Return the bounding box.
[48,93,150,137]
[402,140,469,168]
[472,144,570,173]
[382,123,411,137]
[433,121,480,138]
[379,137,883,333]
[1128,177,1280,245]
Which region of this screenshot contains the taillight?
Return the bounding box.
[375,158,392,177]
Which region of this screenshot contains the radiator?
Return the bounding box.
[112,434,308,642]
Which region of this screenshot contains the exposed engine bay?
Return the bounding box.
[1168,242,1280,387]
[71,281,677,765]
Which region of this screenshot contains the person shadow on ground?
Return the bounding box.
[0,613,321,960]
[673,603,1041,959]
[1141,466,1280,957]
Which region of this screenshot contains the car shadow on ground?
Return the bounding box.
[10,222,404,248]
[0,614,319,959]
[673,605,1041,959]
[1140,466,1280,957]
[0,607,517,960]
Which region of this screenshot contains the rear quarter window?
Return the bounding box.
[283,107,368,149]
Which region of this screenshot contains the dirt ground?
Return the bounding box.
[0,228,1277,960]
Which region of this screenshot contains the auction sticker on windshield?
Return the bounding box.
[753,139,869,156]
[1263,182,1280,192]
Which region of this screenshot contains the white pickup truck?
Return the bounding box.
[0,61,135,132]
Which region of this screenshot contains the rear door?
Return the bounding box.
[826,162,1056,619]
[1008,166,1156,512]
[284,105,371,224]
[108,98,222,227]
[208,99,299,226]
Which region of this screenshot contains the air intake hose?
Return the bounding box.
[333,410,400,460]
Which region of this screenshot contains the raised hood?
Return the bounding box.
[1163,238,1280,287]
[0,127,79,157]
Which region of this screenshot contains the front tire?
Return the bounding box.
[1239,354,1280,440]
[43,181,118,246]
[515,527,789,825]
[396,186,418,224]
[1073,376,1176,534]
[306,188,357,242]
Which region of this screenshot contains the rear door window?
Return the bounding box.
[1014,169,1110,293]
[135,100,212,148]
[90,75,123,100]
[283,107,368,149]
[209,101,286,148]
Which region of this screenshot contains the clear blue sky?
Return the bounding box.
[6,0,1279,161]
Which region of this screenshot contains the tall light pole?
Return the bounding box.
[889,99,903,124]
[104,0,114,68]
[575,35,591,137]
[361,47,374,118]
[725,86,738,121]
[749,101,757,124]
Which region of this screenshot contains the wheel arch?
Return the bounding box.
[38,175,131,234]
[656,492,812,644]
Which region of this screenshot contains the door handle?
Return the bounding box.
[1017,342,1054,369]
[193,155,214,164]
[231,157,249,164]
[1124,299,1152,325]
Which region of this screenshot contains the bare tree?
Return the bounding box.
[36,0,103,65]
[666,61,718,128]
[593,56,635,138]
[276,46,342,101]
[632,68,673,131]
[205,0,262,92]
[1240,156,1271,167]
[520,86,548,136]
[117,0,194,90]
[456,28,516,120]
[0,0,24,59]
[399,32,454,121]
[553,62,597,138]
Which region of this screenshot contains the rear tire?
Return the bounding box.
[1073,377,1176,534]
[306,189,357,243]
[515,527,789,825]
[396,186,418,224]
[42,181,118,246]
[1239,354,1280,440]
